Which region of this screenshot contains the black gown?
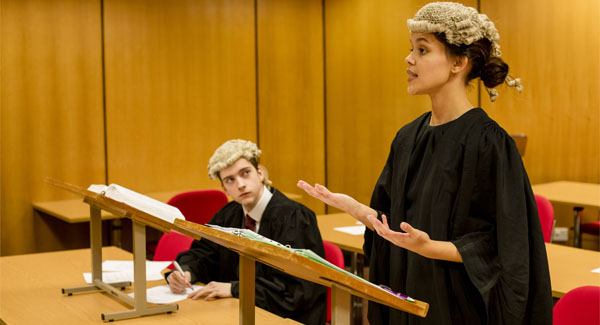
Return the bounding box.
[364,108,553,324]
[174,188,327,325]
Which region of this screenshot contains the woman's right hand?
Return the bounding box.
[297,180,358,213]
[297,180,378,230]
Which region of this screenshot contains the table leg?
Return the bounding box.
[573,207,584,248]
[350,252,365,325]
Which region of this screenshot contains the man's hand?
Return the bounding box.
[188,281,232,301]
[167,270,192,294]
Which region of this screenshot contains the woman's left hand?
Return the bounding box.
[366,214,430,255]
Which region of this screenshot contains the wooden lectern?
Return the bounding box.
[50,179,429,324]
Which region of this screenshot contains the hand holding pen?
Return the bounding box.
[168,261,193,294]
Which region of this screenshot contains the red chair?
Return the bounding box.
[323,240,345,324]
[148,190,228,258]
[152,231,194,269]
[580,221,600,242]
[167,190,228,225]
[553,286,600,325]
[535,194,555,243]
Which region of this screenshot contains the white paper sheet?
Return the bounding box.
[591,267,600,274]
[334,225,366,235]
[83,260,172,283]
[128,284,203,304]
[83,271,133,284]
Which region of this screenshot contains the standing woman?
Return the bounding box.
[298,2,552,324]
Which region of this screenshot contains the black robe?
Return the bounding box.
[364,108,553,324]
[175,188,327,325]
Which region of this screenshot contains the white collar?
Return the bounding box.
[243,186,273,230]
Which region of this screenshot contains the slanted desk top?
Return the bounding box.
[316,213,600,299]
[33,188,302,224]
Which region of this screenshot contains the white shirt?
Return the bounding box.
[242,186,273,232]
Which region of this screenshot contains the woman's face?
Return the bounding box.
[405,32,454,96]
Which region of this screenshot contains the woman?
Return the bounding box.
[298,2,552,324]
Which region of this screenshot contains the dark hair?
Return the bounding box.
[434,33,508,88]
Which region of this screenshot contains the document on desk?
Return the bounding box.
[591,267,600,274]
[87,183,185,223]
[83,260,171,283]
[334,225,366,235]
[128,284,203,304]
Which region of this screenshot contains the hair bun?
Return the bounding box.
[481,57,508,88]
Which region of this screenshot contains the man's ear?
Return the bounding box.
[257,164,265,182]
[451,56,469,74]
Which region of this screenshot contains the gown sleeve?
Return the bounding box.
[365,137,396,259]
[173,212,226,284]
[230,204,327,325]
[451,122,553,324]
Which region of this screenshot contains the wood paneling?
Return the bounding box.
[2,0,599,256]
[257,0,325,213]
[325,0,478,210]
[481,0,599,185]
[103,0,256,193]
[1,0,105,255]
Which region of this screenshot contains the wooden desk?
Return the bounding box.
[532,181,600,247]
[545,243,600,298]
[532,181,600,208]
[0,246,298,324]
[317,213,364,254]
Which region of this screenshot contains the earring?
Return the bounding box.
[487,88,498,102]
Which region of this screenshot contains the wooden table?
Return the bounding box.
[545,243,600,298]
[0,246,298,324]
[532,181,600,247]
[316,213,600,299]
[317,213,364,254]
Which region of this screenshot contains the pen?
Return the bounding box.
[173,261,192,288]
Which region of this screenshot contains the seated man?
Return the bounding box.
[167,139,326,325]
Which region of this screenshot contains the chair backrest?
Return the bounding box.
[553,286,600,325]
[510,134,528,157]
[152,231,195,269]
[535,194,554,243]
[167,190,228,225]
[323,240,345,323]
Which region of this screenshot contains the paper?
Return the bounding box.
[83,260,172,283]
[84,271,133,284]
[87,183,185,223]
[128,284,203,304]
[591,267,600,274]
[334,225,366,235]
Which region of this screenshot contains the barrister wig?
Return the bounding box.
[207,139,272,187]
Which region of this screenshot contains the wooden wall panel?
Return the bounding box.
[481,0,599,185]
[325,0,478,210]
[1,0,105,255]
[103,0,256,193]
[257,0,325,214]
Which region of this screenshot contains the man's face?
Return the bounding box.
[219,158,265,212]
